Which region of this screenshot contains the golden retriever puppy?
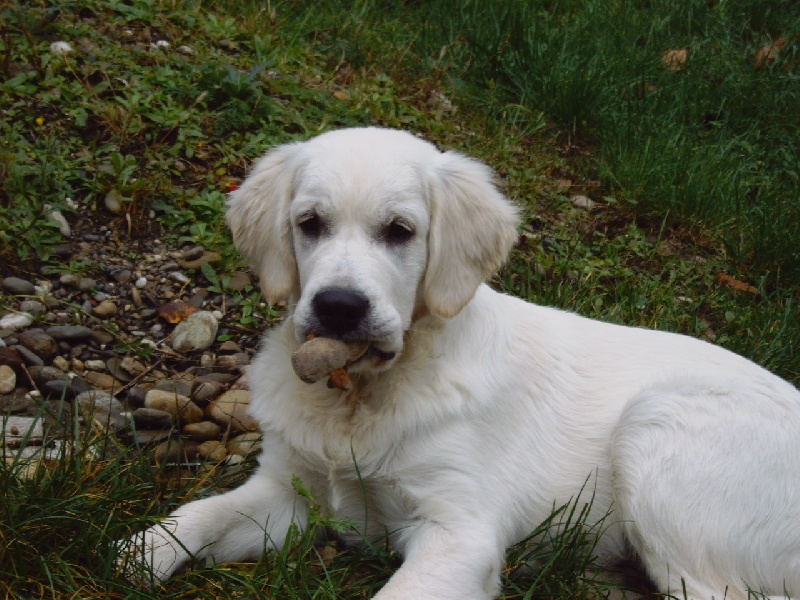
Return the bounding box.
[122,128,800,600]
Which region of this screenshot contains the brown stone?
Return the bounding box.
[182,420,222,441]
[190,378,226,406]
[153,439,200,465]
[0,364,17,395]
[144,389,203,424]
[17,329,58,360]
[93,299,118,317]
[205,389,258,432]
[0,347,25,378]
[226,431,263,457]
[84,371,124,391]
[197,440,227,462]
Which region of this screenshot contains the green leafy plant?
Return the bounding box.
[201,262,276,331]
[197,61,276,135]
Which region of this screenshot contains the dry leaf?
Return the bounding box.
[717,273,759,296]
[662,49,688,73]
[327,368,353,392]
[318,544,340,565]
[158,301,200,324]
[175,250,221,270]
[755,38,785,69]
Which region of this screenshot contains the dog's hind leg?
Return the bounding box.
[610,379,800,600]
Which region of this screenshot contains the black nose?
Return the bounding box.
[312,288,370,335]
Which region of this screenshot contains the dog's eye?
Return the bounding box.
[297,214,323,239]
[383,219,414,245]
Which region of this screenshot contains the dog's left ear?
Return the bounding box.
[424,151,519,318]
[226,142,305,304]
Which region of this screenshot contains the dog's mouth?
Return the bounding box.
[335,340,397,371]
[362,344,396,364]
[350,344,397,367]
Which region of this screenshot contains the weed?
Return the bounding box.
[155,189,230,248]
[201,262,278,332]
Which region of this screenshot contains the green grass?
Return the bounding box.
[2,424,617,599]
[415,0,800,282]
[1,0,799,597]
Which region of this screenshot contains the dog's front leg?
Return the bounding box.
[374,519,505,600]
[119,462,309,583]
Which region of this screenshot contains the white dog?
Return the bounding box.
[123,127,800,599]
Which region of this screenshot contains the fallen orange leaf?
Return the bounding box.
[755,38,785,69]
[717,273,759,296]
[158,301,200,324]
[662,49,688,73]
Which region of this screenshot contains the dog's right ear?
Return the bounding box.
[423,151,519,319]
[226,142,305,305]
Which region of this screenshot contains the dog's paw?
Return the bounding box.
[116,523,189,585]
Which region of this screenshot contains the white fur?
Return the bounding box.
[122,128,800,599]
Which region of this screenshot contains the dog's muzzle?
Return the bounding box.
[306,287,399,368]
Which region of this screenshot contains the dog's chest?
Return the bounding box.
[282,401,419,535]
[322,463,413,539]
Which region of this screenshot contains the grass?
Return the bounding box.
[2,421,614,599]
[417,0,800,281]
[0,0,798,597]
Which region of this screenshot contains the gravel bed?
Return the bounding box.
[0,223,271,477]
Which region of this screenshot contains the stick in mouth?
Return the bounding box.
[291,335,370,392]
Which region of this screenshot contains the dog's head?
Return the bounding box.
[226,127,518,372]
